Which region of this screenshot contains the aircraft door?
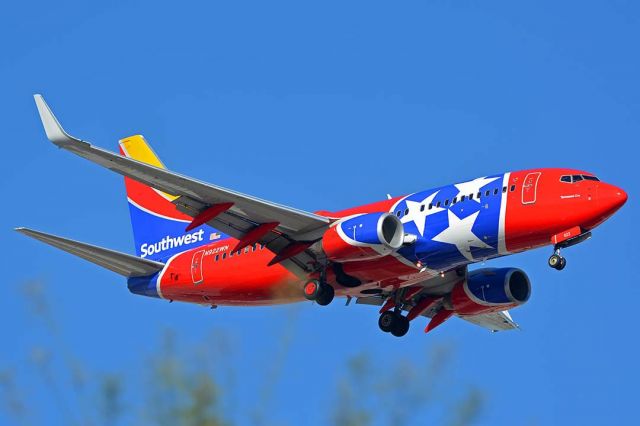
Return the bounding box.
[521,172,541,205]
[191,249,205,285]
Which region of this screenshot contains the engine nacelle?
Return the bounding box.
[322,213,404,262]
[448,268,531,316]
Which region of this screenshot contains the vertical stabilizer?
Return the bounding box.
[118,135,214,260]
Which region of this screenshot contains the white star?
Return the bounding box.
[400,191,444,236]
[454,176,500,203]
[432,210,492,261]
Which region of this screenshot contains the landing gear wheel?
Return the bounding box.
[548,254,562,269]
[390,315,410,337]
[378,311,410,336]
[304,280,335,305]
[378,311,397,333]
[557,257,567,270]
[315,283,335,306]
[303,280,321,301]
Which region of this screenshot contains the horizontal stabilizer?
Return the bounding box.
[16,228,164,277]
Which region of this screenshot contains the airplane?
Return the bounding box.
[17,95,628,337]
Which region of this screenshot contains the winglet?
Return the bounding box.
[33,94,78,146]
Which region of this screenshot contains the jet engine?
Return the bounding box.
[322,213,404,262]
[446,268,531,316]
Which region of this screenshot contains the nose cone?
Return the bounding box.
[599,183,628,215]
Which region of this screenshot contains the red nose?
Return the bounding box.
[599,183,627,215]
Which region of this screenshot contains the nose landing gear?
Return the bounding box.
[303,279,335,306]
[548,248,567,270]
[548,230,592,271]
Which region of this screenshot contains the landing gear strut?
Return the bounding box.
[378,310,410,337]
[548,247,566,271]
[303,279,335,306]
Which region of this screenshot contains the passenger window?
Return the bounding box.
[469,194,474,200]
[237,250,242,255]
[502,186,507,193]
[396,211,401,217]
[461,195,466,202]
[560,175,572,183]
[244,247,250,253]
[215,254,219,262]
[485,190,490,197]
[436,201,441,208]
[493,188,499,195]
[229,251,234,257]
[252,243,257,251]
[420,205,425,212]
[428,203,433,210]
[452,197,457,204]
[510,185,516,192]
[222,252,227,260]
[444,199,449,206]
[405,208,409,215]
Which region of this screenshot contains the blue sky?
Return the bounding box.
[1,1,638,424]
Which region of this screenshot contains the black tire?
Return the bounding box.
[391,315,410,337]
[378,311,397,333]
[315,284,335,306]
[557,257,567,270]
[548,254,562,269]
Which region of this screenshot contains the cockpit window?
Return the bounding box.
[560,174,600,183]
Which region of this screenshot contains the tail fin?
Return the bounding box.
[119,135,213,261]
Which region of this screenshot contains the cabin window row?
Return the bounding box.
[214,244,266,262]
[395,185,517,217]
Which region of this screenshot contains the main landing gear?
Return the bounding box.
[378,310,410,337]
[548,247,567,271]
[303,279,335,306]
